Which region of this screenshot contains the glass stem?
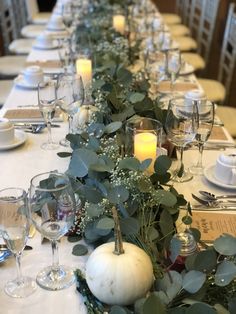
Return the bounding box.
[170,72,175,92]
[176,146,184,178]
[51,240,59,271]
[47,122,53,144]
[68,115,73,134]
[195,143,204,169]
[15,253,23,283]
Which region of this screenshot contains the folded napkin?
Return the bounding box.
[25,60,62,69]
[158,81,198,93]
[208,125,234,144]
[3,108,63,122]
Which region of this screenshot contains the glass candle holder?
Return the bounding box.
[125,117,163,173]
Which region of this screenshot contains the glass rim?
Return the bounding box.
[30,171,70,192]
[0,188,27,203]
[124,117,163,131]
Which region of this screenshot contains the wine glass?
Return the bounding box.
[0,188,37,298]
[165,97,199,182]
[167,49,181,93]
[38,80,59,150]
[57,73,84,146]
[28,172,76,290]
[189,100,215,175]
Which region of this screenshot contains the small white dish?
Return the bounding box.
[33,41,59,50]
[46,25,66,32]
[204,164,236,190]
[0,130,27,151]
[14,75,50,90]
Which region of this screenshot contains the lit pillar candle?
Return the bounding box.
[76,58,92,88]
[113,15,125,35]
[134,132,157,173]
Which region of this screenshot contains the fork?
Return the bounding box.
[192,193,236,207]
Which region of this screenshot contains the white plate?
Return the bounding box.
[0,130,27,151]
[46,26,66,32]
[180,63,194,75]
[14,76,51,90]
[204,164,236,190]
[32,41,59,50]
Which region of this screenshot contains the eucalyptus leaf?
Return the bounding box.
[138,177,151,193]
[192,250,217,273]
[214,260,236,286]
[96,217,114,230]
[168,308,187,314]
[214,234,236,256]
[154,155,172,175]
[143,293,167,314]
[182,271,206,294]
[155,271,182,302]
[92,79,106,89]
[134,298,146,314]
[139,159,152,171]
[185,303,216,314]
[87,123,105,138]
[110,305,129,314]
[82,186,104,203]
[228,297,236,314]
[129,92,145,104]
[148,226,159,242]
[72,244,88,256]
[169,237,182,263]
[86,203,104,218]
[67,235,82,243]
[116,67,132,85]
[160,209,174,237]
[189,228,201,242]
[182,215,192,225]
[68,148,98,178]
[84,222,101,242]
[107,185,129,204]
[156,190,177,207]
[120,217,140,235]
[104,121,122,134]
[118,157,140,171]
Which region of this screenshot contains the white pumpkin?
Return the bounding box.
[85,241,153,306]
[72,105,98,132]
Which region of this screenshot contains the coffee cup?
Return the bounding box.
[215,153,236,185]
[184,90,207,106]
[23,66,44,86]
[48,16,64,30]
[0,118,15,145]
[36,33,53,48]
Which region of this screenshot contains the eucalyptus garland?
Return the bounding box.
[59,1,236,313]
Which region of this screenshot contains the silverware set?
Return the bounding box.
[191,191,236,210]
[14,123,60,133]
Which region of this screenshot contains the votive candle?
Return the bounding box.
[113,15,125,35]
[134,132,157,172]
[76,58,92,88]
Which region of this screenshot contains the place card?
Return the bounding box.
[190,210,236,242]
[157,81,198,93]
[4,108,63,122]
[25,60,62,68]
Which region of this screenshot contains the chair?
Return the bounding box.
[0,0,34,55]
[0,0,27,78]
[179,0,220,72]
[25,0,51,25]
[168,0,192,37]
[198,4,236,137]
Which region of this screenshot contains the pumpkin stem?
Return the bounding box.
[111,206,124,255]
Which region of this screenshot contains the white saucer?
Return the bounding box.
[14,76,51,90]
[204,164,236,190]
[0,130,27,151]
[33,41,59,50]
[180,63,194,75]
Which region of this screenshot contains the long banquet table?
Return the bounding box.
[1,1,236,313]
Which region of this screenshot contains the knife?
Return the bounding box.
[0,244,33,251]
[189,204,236,211]
[14,123,61,128]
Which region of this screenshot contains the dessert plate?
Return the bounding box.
[14,75,51,90]
[204,164,236,190]
[0,130,27,151]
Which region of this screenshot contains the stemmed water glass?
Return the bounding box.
[189,100,215,175]
[0,188,37,298]
[57,73,84,146]
[167,49,181,93]
[165,97,199,182]
[38,80,59,150]
[28,172,76,291]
